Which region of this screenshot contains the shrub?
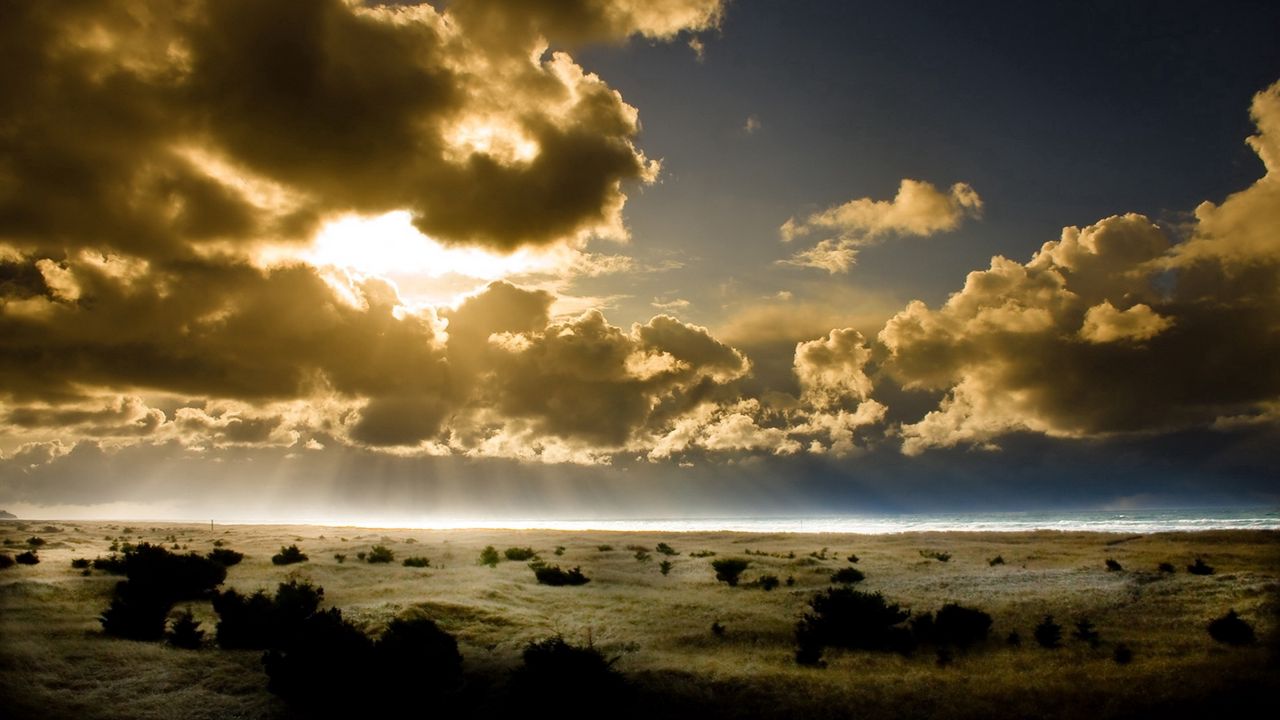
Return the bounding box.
[366,545,395,564]
[689,550,716,558]
[794,588,913,666]
[271,545,308,566]
[554,546,566,556]
[1034,616,1062,648]
[1158,562,1175,573]
[212,539,224,547]
[712,558,750,587]
[810,548,829,560]
[402,556,431,568]
[655,542,679,556]
[504,547,537,561]
[659,560,673,576]
[1188,558,1214,575]
[533,565,590,586]
[596,545,613,552]
[1113,643,1133,664]
[831,567,865,585]
[711,621,725,637]
[334,553,346,563]
[263,608,375,710]
[1207,609,1255,646]
[988,555,1005,566]
[510,637,622,700]
[213,580,323,650]
[168,609,205,649]
[26,536,45,547]
[625,545,650,553]
[100,586,171,640]
[921,604,992,649]
[356,551,367,561]
[374,616,463,693]
[785,575,795,587]
[1074,619,1101,647]
[758,574,780,591]
[0,553,13,569]
[92,555,125,573]
[71,558,90,569]
[846,553,860,564]
[15,550,39,565]
[207,548,244,566]
[480,546,500,567]
[919,549,951,562]
[634,550,650,562]
[1105,559,1123,572]
[1006,631,1022,647]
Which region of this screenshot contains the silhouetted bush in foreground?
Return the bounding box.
[98,544,227,641]
[207,548,244,566]
[1208,610,1255,646]
[100,587,172,640]
[0,553,12,569]
[830,567,864,585]
[271,545,308,566]
[212,580,323,649]
[795,588,912,665]
[509,636,623,713]
[70,558,90,569]
[533,564,590,586]
[15,550,38,565]
[264,608,375,710]
[92,555,125,573]
[375,616,463,693]
[712,558,750,587]
[1113,643,1133,664]
[914,604,992,649]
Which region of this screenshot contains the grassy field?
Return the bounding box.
[1,520,1276,719]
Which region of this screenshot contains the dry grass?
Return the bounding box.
[1,521,1276,718]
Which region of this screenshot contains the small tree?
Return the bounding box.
[334,553,347,563]
[634,550,651,562]
[659,560,673,576]
[532,565,590,586]
[1074,618,1101,648]
[656,542,679,556]
[366,545,395,564]
[1034,616,1062,648]
[15,550,39,565]
[712,558,750,587]
[794,588,913,666]
[168,609,205,649]
[271,545,308,566]
[479,546,500,567]
[207,548,244,566]
[846,553,860,564]
[831,567,865,585]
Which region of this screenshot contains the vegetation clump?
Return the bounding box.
[509,636,622,707]
[1074,618,1101,648]
[757,574,780,591]
[1105,558,1123,571]
[1158,562,1175,573]
[655,542,679,556]
[689,550,716,558]
[402,556,431,568]
[26,536,46,547]
[830,567,865,585]
[711,558,750,587]
[366,545,395,564]
[795,588,913,666]
[1112,643,1133,664]
[167,609,205,649]
[212,579,324,649]
[1034,616,1062,648]
[480,546,500,567]
[0,553,13,569]
[271,545,308,566]
[207,548,244,566]
[334,553,346,563]
[70,558,90,569]
[596,545,613,552]
[988,555,1005,566]
[1188,557,1215,575]
[532,564,590,586]
[504,547,537,561]
[1207,609,1255,645]
[919,549,951,562]
[100,543,227,641]
[659,560,673,576]
[16,551,39,565]
[634,549,651,562]
[912,604,993,649]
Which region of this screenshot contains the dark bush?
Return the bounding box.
[356,552,367,561]
[366,545,395,564]
[263,608,375,710]
[988,555,1005,566]
[212,580,323,649]
[71,558,90,569]
[207,548,244,566]
[554,546,565,556]
[1158,562,1175,573]
[846,553,860,564]
[0,553,13,569]
[596,545,613,552]
[15,550,39,565]
[1113,643,1133,664]
[785,576,796,587]
[1188,558,1215,575]
[374,616,463,693]
[1074,619,1101,647]
[659,560,673,576]
[26,536,45,547]
[656,542,679,556]
[919,549,951,562]
[505,547,537,561]
[794,588,913,666]
[480,545,500,567]
[634,550,650,562]
[100,585,171,640]
[1105,559,1123,572]
[625,544,650,553]
[533,564,590,586]
[168,609,205,649]
[758,574,780,591]
[334,553,346,563]
[92,555,125,573]
[830,567,865,585]
[402,556,430,568]
[920,604,993,649]
[712,558,750,587]
[120,543,226,601]
[271,545,308,566]
[1006,631,1022,646]
[1207,609,1255,646]
[711,621,725,637]
[689,550,716,558]
[510,636,622,704]
[1034,616,1062,648]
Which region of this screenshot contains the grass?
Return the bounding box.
[0,522,1277,719]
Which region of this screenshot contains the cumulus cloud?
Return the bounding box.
[879,80,1280,454]
[781,179,983,272]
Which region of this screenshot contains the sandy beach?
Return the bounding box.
[1,521,1276,719]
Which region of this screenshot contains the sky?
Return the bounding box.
[1,0,1278,523]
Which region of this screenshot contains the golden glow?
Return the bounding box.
[444,118,540,164]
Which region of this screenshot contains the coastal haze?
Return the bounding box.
[1,1,1278,718]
